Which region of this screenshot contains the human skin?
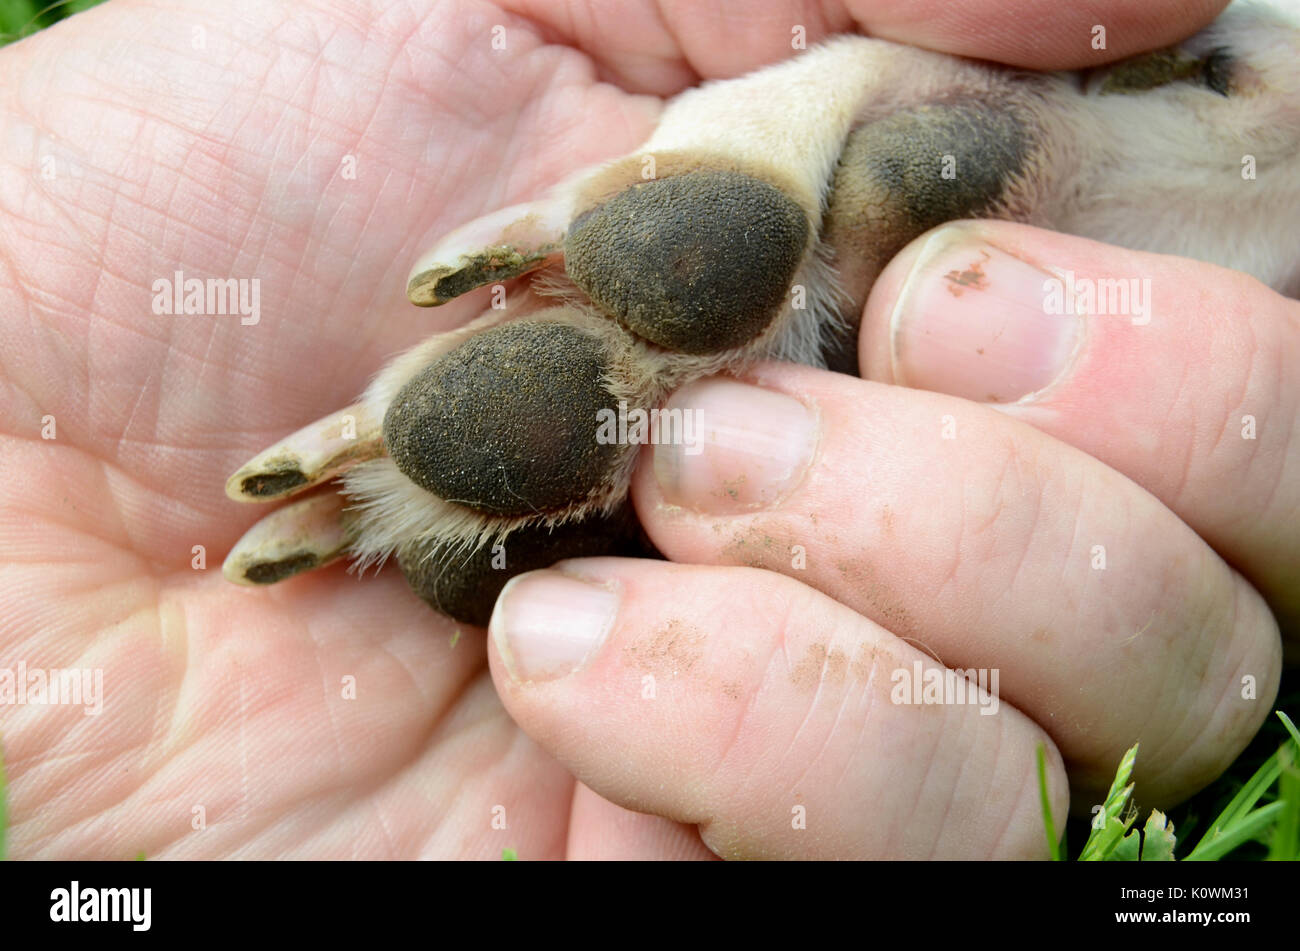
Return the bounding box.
[1,0,1293,859]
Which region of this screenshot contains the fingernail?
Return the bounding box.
[653,379,817,514]
[888,226,1082,403]
[489,571,619,682]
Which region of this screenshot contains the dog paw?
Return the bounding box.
[222,156,825,625]
[223,9,1300,625]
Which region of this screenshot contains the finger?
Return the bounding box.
[851,0,1229,70]
[862,221,1300,647]
[568,782,718,860]
[628,367,1282,808]
[501,0,1229,92]
[488,562,1069,859]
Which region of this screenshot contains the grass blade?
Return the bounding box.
[1190,711,1299,859]
[1277,711,1299,748]
[1185,802,1284,861]
[1079,744,1138,861]
[1267,743,1298,860]
[1037,744,1060,861]
[1198,749,1282,840]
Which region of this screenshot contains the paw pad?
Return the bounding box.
[565,170,809,354]
[383,321,621,517]
[397,505,652,626]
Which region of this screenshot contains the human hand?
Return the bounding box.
[3,0,1281,860]
[479,2,1297,858]
[494,220,1293,857]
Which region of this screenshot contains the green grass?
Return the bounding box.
[1042,707,1300,861]
[0,0,106,48]
[1037,744,1060,860]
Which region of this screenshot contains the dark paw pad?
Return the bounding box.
[384,321,621,517]
[565,169,809,354]
[397,506,655,626]
[834,102,1029,236]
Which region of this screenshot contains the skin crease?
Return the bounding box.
[2,0,1287,859]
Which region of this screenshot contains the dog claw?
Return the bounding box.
[406,199,570,306]
[225,404,383,503]
[222,492,355,586]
